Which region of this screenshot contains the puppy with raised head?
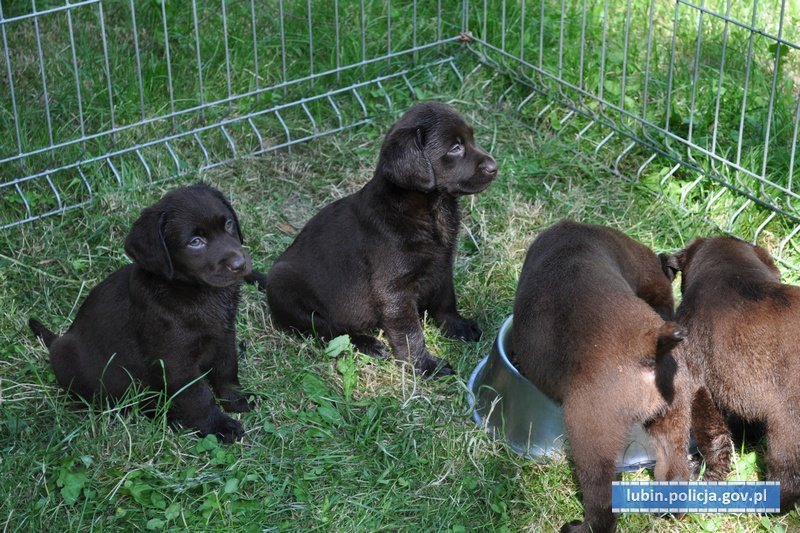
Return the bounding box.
[511,220,690,533]
[29,184,253,443]
[662,236,800,512]
[263,102,497,377]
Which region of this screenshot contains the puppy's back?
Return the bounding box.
[675,237,800,411]
[678,237,789,312]
[512,221,673,399]
[265,194,377,325]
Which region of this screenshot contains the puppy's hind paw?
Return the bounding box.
[560,520,584,533]
[351,334,391,359]
[442,317,482,342]
[219,390,255,413]
[560,517,614,532]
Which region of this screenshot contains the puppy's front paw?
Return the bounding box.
[219,390,255,413]
[415,354,456,379]
[211,415,244,444]
[442,317,482,342]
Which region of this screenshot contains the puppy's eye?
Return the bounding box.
[448,141,463,155]
[188,236,206,248]
[224,219,235,233]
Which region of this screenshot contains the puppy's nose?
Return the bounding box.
[480,159,498,177]
[226,255,247,273]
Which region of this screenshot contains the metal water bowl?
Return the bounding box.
[467,316,657,471]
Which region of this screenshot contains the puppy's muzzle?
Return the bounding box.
[480,158,498,178]
[225,253,250,274]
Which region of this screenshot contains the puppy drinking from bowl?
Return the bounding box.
[29,184,254,443]
[262,102,498,377]
[662,236,800,512]
[511,220,691,533]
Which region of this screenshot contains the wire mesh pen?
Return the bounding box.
[1,0,798,265]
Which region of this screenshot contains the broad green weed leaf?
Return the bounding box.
[146,518,165,531]
[164,502,181,521]
[317,402,343,426]
[224,478,240,494]
[325,335,352,357]
[58,471,87,505]
[302,372,333,401]
[336,355,357,402]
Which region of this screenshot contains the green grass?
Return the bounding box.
[3,1,800,531]
[3,70,800,530]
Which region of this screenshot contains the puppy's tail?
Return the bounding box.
[244,270,268,292]
[28,318,58,348]
[655,321,687,359]
[652,321,687,403]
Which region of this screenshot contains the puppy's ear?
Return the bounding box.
[124,208,174,279]
[753,245,781,278]
[208,187,244,243]
[377,125,435,192]
[658,253,680,282]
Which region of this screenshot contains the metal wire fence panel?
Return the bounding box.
[465,0,800,261]
[2,0,800,266]
[0,0,460,228]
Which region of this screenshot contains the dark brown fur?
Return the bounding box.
[511,220,691,533]
[263,102,498,377]
[663,236,800,512]
[28,184,254,443]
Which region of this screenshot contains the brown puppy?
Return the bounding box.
[263,102,497,377]
[662,236,800,512]
[29,184,253,443]
[512,220,690,533]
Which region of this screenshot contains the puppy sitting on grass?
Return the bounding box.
[262,102,498,377]
[29,184,253,443]
[512,220,691,533]
[662,236,800,512]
